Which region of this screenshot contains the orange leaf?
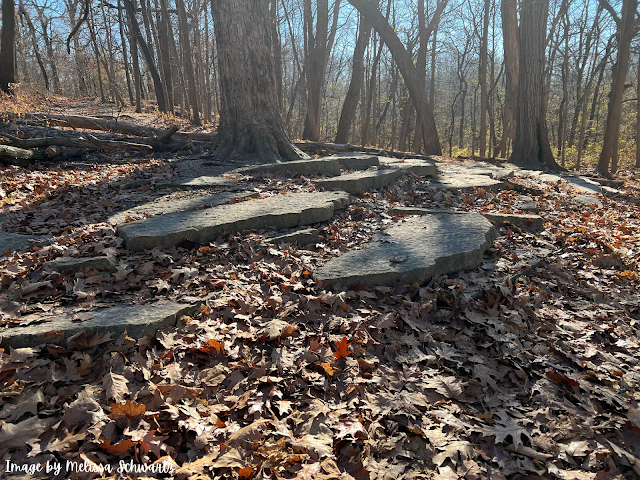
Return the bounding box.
[109,400,146,422]
[334,336,350,360]
[320,362,334,376]
[238,466,254,479]
[100,439,135,455]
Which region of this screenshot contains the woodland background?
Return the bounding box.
[2,0,640,173]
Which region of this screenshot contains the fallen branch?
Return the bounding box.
[293,141,436,161]
[2,113,216,142]
[0,132,153,151]
[0,144,46,161]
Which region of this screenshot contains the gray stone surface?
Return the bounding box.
[44,255,117,273]
[431,173,505,191]
[118,191,351,251]
[0,302,197,349]
[157,176,236,189]
[0,232,37,255]
[519,201,540,213]
[316,213,496,288]
[263,228,320,247]
[328,154,380,170]
[483,213,543,230]
[379,157,436,176]
[315,169,403,193]
[389,207,463,216]
[431,161,510,191]
[241,158,342,177]
[573,194,603,208]
[108,191,255,225]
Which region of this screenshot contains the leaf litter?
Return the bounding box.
[0,155,638,479]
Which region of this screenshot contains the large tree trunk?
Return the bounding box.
[597,0,636,176]
[509,0,560,170]
[335,12,372,144]
[0,0,16,93]
[211,0,306,162]
[348,0,442,155]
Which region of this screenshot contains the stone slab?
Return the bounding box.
[519,201,540,213]
[157,176,236,189]
[325,154,380,170]
[0,302,196,349]
[44,255,117,273]
[0,232,37,255]
[379,157,436,176]
[118,191,351,252]
[315,169,403,193]
[431,173,505,191]
[241,158,342,177]
[483,213,543,230]
[316,213,496,288]
[389,207,463,216]
[573,194,603,208]
[263,228,320,247]
[108,191,255,225]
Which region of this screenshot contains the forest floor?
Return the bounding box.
[0,95,640,480]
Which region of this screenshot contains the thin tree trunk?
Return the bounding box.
[479,0,489,156]
[335,12,372,144]
[348,0,443,155]
[0,0,15,93]
[598,0,636,175]
[17,0,48,91]
[176,0,201,125]
[122,0,167,112]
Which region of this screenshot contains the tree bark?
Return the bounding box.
[509,0,561,170]
[17,0,48,91]
[302,0,341,141]
[0,0,16,93]
[335,12,372,144]
[348,0,442,155]
[499,0,519,157]
[176,0,201,125]
[597,0,636,175]
[122,0,167,112]
[479,0,490,156]
[211,0,306,162]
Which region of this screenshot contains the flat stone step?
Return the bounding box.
[118,191,350,252]
[157,176,237,189]
[0,302,196,349]
[326,153,379,170]
[316,213,496,288]
[108,191,255,225]
[431,162,510,191]
[0,232,38,256]
[390,207,543,231]
[379,157,436,176]
[44,255,117,273]
[240,158,342,177]
[390,207,463,216]
[483,213,543,230]
[263,228,320,247]
[573,194,603,208]
[315,169,403,193]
